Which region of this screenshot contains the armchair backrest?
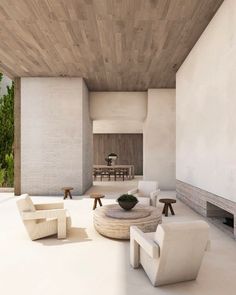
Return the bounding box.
[153,221,209,285]
[138,181,158,197]
[17,194,36,226]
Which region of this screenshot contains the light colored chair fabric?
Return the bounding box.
[128,181,160,206]
[17,194,71,240]
[130,220,210,286]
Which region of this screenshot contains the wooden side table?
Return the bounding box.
[62,187,73,200]
[90,193,105,210]
[159,198,176,217]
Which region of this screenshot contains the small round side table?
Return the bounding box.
[62,187,73,200]
[159,198,176,217]
[90,193,105,210]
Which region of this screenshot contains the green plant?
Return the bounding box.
[0,77,14,168]
[117,194,138,202]
[5,153,14,186]
[0,74,14,187]
[0,166,5,186]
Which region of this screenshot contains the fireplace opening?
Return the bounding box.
[223,217,234,228]
[207,201,234,235]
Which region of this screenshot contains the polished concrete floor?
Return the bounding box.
[0,179,236,295]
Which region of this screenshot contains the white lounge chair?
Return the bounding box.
[130,220,210,286]
[128,180,160,206]
[17,194,71,240]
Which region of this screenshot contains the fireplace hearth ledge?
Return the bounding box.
[176,180,236,239]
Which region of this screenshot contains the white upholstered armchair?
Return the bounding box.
[130,221,210,286]
[128,181,160,206]
[17,194,71,240]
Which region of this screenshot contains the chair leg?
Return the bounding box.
[57,217,66,239]
[130,238,140,268]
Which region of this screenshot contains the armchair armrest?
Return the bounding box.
[130,226,159,259]
[128,188,138,195]
[205,240,211,251]
[21,209,66,220]
[35,202,64,210]
[150,189,160,206]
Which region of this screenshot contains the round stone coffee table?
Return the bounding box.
[93,204,162,239]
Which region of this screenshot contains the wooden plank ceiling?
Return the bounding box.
[0,0,224,91]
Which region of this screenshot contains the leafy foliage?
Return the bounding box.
[0,165,5,186]
[5,153,14,186]
[0,74,14,186]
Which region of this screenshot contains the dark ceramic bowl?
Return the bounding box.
[118,200,138,211]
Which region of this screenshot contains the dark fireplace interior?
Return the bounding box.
[207,202,234,233]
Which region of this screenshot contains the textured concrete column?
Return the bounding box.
[21,77,92,195]
[14,78,21,195]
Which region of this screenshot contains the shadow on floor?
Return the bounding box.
[36,227,92,246]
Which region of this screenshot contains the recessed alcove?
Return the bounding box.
[206,202,234,237]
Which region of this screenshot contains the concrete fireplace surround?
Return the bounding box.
[176,180,236,238]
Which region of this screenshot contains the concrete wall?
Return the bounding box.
[143,89,176,189]
[90,92,147,133]
[21,77,92,195]
[82,80,93,192]
[176,0,236,202]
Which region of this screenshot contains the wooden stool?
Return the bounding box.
[62,187,73,200]
[90,193,105,210]
[159,198,176,217]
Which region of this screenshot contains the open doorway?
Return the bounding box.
[93,133,143,182]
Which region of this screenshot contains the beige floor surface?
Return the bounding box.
[0,178,236,295]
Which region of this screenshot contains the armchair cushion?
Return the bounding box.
[138,181,159,197]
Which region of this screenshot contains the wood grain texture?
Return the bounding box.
[0,0,224,90]
[93,134,143,175]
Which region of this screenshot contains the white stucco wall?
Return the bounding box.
[21,77,92,195]
[90,92,147,133]
[176,0,236,201]
[143,89,176,189]
[93,120,143,134]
